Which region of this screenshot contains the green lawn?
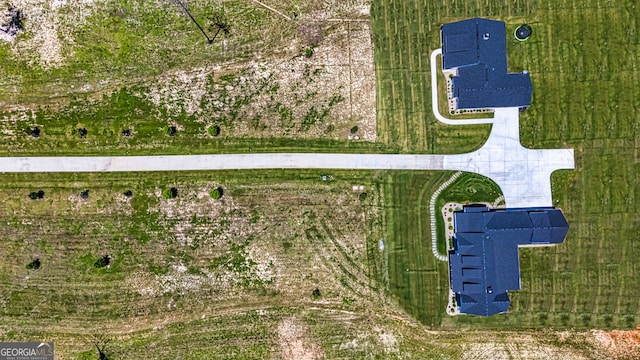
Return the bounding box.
[372,0,640,329]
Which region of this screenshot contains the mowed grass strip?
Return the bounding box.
[373,0,640,329]
[380,171,451,327]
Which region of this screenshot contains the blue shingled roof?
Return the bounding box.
[448,206,569,316]
[440,18,532,109]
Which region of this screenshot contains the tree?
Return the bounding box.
[207,125,221,137]
[208,13,231,44]
[164,125,177,137]
[1,5,23,36]
[163,187,178,199]
[93,335,110,360]
[172,0,230,44]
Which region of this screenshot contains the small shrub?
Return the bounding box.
[31,127,40,138]
[80,190,90,200]
[122,129,131,137]
[162,187,178,199]
[28,190,45,200]
[94,255,111,268]
[123,190,133,198]
[165,126,177,137]
[78,128,88,138]
[350,126,358,134]
[26,258,41,270]
[312,288,321,300]
[359,192,367,201]
[342,297,355,305]
[304,47,314,58]
[208,125,221,137]
[209,187,223,200]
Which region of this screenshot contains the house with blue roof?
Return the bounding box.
[441,18,532,110]
[448,205,569,316]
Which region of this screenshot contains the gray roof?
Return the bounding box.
[440,18,532,109]
[449,205,569,316]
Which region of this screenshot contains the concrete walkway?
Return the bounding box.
[0,48,574,209]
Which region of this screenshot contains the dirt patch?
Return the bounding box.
[463,335,593,360]
[592,327,640,359]
[277,317,324,360]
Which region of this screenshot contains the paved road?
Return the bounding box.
[0,47,574,209]
[1,153,447,172]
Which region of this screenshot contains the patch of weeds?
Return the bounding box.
[250,210,259,224]
[282,241,293,251]
[187,266,203,275]
[209,238,267,287]
[147,261,169,275]
[79,128,88,138]
[329,93,345,107]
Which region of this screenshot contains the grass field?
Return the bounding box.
[0,0,380,155]
[372,0,640,330]
[0,169,394,358]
